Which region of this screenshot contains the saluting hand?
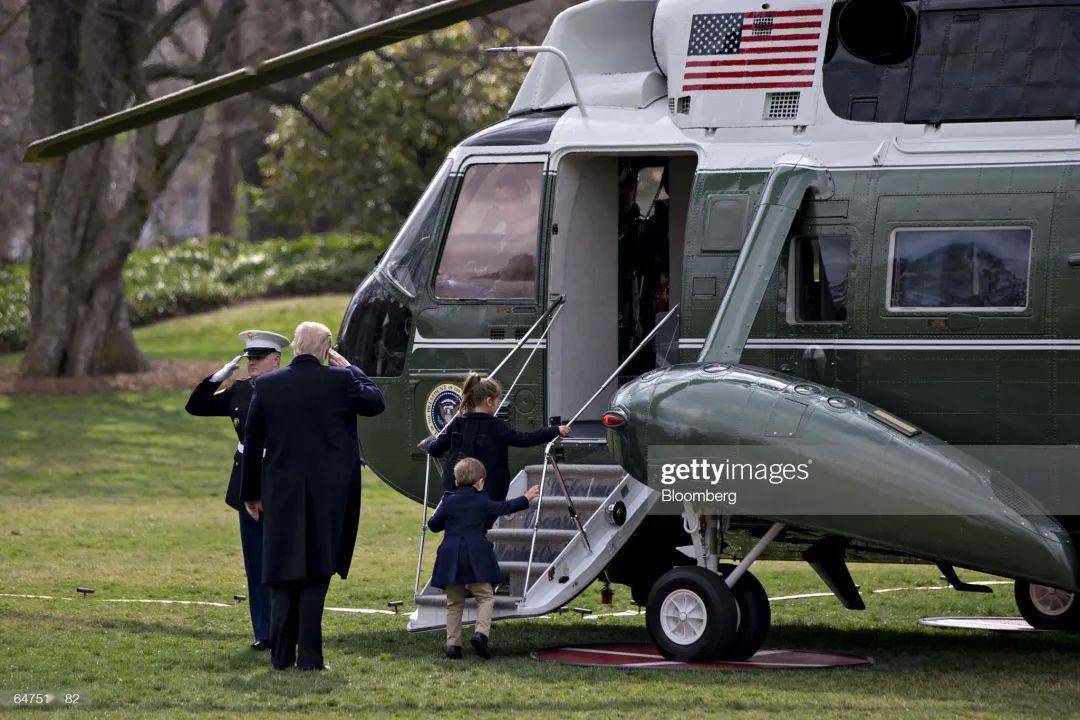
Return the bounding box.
[327,348,349,368]
[211,354,245,382]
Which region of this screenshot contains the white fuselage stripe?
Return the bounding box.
[679,338,1080,351]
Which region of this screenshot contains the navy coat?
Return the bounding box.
[185,375,253,511]
[427,487,530,588]
[241,354,385,583]
[426,413,560,501]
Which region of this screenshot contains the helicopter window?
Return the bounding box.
[789,235,851,323]
[339,274,411,378]
[435,162,543,300]
[379,159,451,296]
[888,228,1031,311]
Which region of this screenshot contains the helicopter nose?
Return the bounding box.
[338,273,413,378]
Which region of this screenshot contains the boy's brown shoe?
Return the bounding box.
[470,632,491,659]
[445,645,463,659]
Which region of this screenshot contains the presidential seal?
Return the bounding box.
[425,383,462,436]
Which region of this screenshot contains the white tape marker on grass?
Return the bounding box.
[325,606,397,616]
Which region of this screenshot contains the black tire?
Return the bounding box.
[1015,580,1080,631]
[646,566,739,661]
[719,564,771,660]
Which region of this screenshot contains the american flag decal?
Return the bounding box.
[683,8,825,92]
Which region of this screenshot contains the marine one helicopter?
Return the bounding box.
[28,0,1080,660]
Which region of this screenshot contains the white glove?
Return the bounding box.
[211,354,245,382]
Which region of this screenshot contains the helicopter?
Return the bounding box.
[26,0,1080,660]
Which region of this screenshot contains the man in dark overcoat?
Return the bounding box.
[240,321,385,671]
[185,329,289,651]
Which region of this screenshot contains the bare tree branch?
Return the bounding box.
[254,88,333,138]
[148,0,202,48]
[0,2,28,42]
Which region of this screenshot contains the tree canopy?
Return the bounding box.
[254,24,527,237]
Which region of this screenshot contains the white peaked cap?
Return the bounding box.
[238,329,290,355]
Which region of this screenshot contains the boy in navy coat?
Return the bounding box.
[427,457,540,659]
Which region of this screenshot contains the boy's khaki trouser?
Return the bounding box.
[445,582,494,646]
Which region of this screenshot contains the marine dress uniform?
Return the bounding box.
[185,330,289,650]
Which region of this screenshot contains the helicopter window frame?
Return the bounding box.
[430,157,547,303]
[885,226,1033,313]
[786,234,853,325]
[377,158,453,298]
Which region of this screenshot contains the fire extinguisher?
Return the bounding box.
[600,577,614,605]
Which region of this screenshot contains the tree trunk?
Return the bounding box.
[22,0,152,377]
[22,0,242,377]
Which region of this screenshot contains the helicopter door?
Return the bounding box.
[410,154,552,464]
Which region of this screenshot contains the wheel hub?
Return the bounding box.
[660,589,708,645]
[1029,584,1075,617]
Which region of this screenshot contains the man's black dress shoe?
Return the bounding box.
[445,645,463,659]
[251,640,270,651]
[470,632,491,659]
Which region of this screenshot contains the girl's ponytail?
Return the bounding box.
[460,371,502,413]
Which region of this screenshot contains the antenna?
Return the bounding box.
[485,45,587,116]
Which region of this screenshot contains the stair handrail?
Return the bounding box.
[522,305,681,599]
[566,304,680,426]
[413,294,566,596]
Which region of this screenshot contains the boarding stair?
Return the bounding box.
[407,300,680,632]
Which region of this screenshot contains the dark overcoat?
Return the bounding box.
[426,413,560,501]
[427,488,529,588]
[240,354,385,583]
[185,375,253,511]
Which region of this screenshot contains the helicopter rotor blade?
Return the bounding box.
[24,0,535,163]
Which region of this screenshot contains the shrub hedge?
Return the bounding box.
[0,233,386,354]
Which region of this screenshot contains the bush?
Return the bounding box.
[0,263,30,353]
[0,233,387,354]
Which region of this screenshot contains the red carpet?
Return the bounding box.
[532,642,872,670]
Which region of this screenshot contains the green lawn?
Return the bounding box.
[3,389,1080,719]
[0,294,351,367]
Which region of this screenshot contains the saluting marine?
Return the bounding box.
[185,329,290,651]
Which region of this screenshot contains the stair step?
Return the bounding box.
[534,496,604,510]
[498,560,552,574]
[487,528,577,542]
[414,594,522,609]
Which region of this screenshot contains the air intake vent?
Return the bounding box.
[668,97,676,115]
[752,15,774,36]
[677,96,691,114]
[514,327,529,340]
[489,327,506,341]
[764,91,800,120]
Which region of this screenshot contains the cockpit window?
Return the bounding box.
[434,162,543,300]
[379,159,451,296]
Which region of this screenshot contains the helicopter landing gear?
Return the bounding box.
[647,566,739,661]
[1014,580,1080,630]
[646,522,782,661]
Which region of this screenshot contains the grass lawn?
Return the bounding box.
[3,390,1080,719]
[0,294,351,367]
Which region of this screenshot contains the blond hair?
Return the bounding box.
[454,457,486,487]
[293,321,333,360]
[461,371,502,413]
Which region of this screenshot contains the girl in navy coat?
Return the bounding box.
[422,372,571,502]
[427,457,540,659]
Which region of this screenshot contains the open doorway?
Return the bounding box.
[547,153,697,431]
